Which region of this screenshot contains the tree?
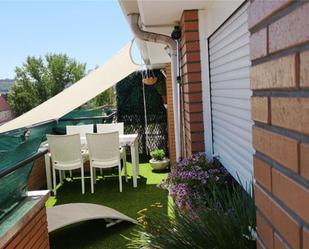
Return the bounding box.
[8,54,85,116]
[86,87,116,108]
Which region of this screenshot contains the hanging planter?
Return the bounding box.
[142,68,158,85]
[142,76,158,85]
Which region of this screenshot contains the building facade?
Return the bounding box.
[0,95,13,124]
[120,0,309,248]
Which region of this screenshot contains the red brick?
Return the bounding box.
[184,92,202,103]
[251,54,298,89]
[248,0,293,29]
[190,132,204,143]
[181,10,198,22]
[182,63,201,75]
[28,156,46,190]
[250,28,268,60]
[251,96,270,123]
[255,184,272,219]
[300,143,309,181]
[274,233,289,249]
[269,3,309,53]
[303,228,309,249]
[182,73,201,84]
[272,168,309,223]
[254,156,272,192]
[182,31,199,43]
[181,41,200,56]
[184,112,203,123]
[182,52,200,65]
[253,127,299,173]
[255,186,300,248]
[184,102,203,113]
[300,50,309,88]
[165,63,176,165]
[257,212,274,249]
[257,239,267,249]
[271,97,309,135]
[183,84,201,94]
[7,208,49,249]
[182,21,198,31]
[191,142,204,152]
[185,120,204,132]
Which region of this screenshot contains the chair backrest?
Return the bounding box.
[86,132,120,164]
[66,124,94,137]
[96,123,124,135]
[47,134,82,165]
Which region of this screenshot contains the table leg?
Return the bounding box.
[44,154,52,191]
[130,144,137,188]
[135,139,140,175]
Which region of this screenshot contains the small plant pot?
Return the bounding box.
[143,77,158,85]
[149,158,170,171]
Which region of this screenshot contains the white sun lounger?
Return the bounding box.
[47,203,137,233]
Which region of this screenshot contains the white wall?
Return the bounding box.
[198,0,244,159]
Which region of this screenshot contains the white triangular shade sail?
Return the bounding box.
[0,43,140,133]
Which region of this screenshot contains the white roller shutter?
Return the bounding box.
[208,2,254,186]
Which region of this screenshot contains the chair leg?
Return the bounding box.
[59,170,63,185]
[81,166,85,194]
[100,168,103,176]
[70,170,73,179]
[118,162,122,192]
[53,167,57,195]
[90,166,94,194]
[124,155,128,182]
[94,168,97,184]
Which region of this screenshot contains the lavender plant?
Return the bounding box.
[160,153,230,212]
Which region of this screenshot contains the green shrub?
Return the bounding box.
[127,181,256,249]
[150,149,165,161]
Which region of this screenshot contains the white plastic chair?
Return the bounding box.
[97,123,127,181]
[47,134,85,195]
[66,124,93,177]
[66,124,94,137]
[96,123,124,135]
[86,132,123,193]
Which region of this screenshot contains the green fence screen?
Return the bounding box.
[0,107,113,221]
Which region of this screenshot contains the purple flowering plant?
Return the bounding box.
[160,152,229,213]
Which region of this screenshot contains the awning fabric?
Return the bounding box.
[0,43,140,133]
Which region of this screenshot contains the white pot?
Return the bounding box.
[149,158,170,170]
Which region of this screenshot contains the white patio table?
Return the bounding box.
[41,134,140,192]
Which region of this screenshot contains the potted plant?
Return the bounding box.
[149,149,170,170]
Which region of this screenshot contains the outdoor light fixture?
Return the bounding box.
[171,26,181,40]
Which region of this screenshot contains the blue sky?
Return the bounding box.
[0,0,137,79]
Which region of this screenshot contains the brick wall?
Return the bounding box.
[2,199,49,249]
[164,63,176,166]
[180,10,205,157]
[249,1,309,249]
[28,156,47,191]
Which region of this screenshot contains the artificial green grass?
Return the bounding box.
[46,158,168,249]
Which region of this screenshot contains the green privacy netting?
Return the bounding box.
[53,107,113,134]
[0,121,54,220]
[0,107,113,221]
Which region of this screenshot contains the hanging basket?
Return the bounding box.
[142,76,158,85]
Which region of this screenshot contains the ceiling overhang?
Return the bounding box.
[118,0,243,68]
